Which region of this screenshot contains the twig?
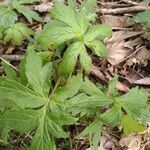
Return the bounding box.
[119,46,143,64]
[99,2,131,8]
[97,6,150,15]
[0,55,23,61]
[121,0,138,6]
[91,65,129,92]
[91,65,108,83]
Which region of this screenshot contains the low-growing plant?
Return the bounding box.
[131,10,150,41]
[0,0,41,44]
[38,0,112,75]
[0,1,150,150]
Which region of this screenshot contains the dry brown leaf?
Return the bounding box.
[106,31,143,65]
[101,15,128,28]
[34,2,53,12]
[119,127,150,150]
[134,77,150,85]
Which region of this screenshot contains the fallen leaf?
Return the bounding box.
[106,31,143,65]
[101,15,128,28]
[34,2,53,12]
[134,77,150,85]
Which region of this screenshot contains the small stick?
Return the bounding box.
[121,0,138,6]
[97,6,150,15]
[0,55,23,61]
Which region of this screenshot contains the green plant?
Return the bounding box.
[132,10,150,28]
[0,0,41,41]
[4,23,33,46]
[38,0,112,75]
[0,46,82,149]
[66,77,149,150]
[0,1,149,150]
[131,10,150,41]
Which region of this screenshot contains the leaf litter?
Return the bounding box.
[0,0,150,149]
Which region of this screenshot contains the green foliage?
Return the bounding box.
[0,6,17,31]
[131,11,150,41]
[132,10,150,28]
[0,47,80,149]
[0,0,41,38]
[38,0,112,75]
[0,1,149,150]
[67,77,149,149]
[3,23,33,46]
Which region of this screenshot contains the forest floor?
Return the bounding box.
[0,0,150,150]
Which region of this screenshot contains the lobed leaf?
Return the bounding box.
[0,77,46,108]
[25,46,52,97]
[4,23,33,46]
[122,115,146,136]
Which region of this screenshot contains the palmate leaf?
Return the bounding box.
[4,23,33,46]
[58,42,92,75]
[38,1,112,75]
[0,49,82,149]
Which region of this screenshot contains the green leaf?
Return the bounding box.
[68,0,76,8]
[0,77,46,108]
[79,0,97,21]
[107,75,119,96]
[38,1,88,49]
[19,55,28,85]
[122,115,146,136]
[67,93,113,116]
[121,87,149,118]
[2,61,18,81]
[25,46,52,97]
[30,120,56,150]
[0,6,17,30]
[0,109,38,134]
[132,10,150,28]
[58,42,81,76]
[4,23,33,46]
[140,109,150,125]
[38,21,76,49]
[79,45,92,73]
[50,113,77,126]
[13,3,41,23]
[80,77,103,96]
[77,120,102,150]
[101,103,123,126]
[50,1,79,29]
[84,24,112,42]
[46,116,68,138]
[86,39,108,57]
[54,73,82,100]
